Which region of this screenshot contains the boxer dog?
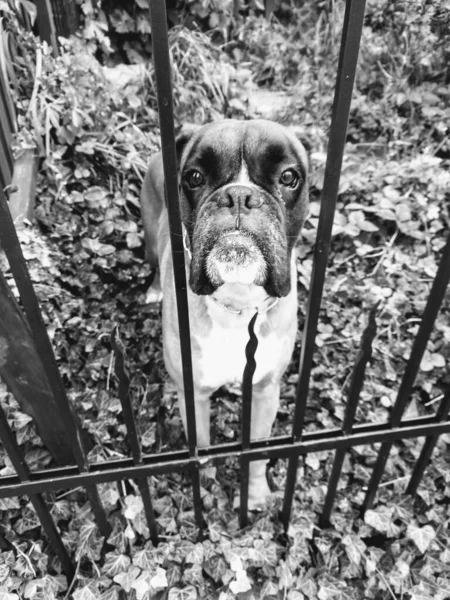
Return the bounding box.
[140,119,309,508]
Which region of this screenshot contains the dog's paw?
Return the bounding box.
[233,478,272,512]
[145,286,163,304]
[145,271,163,304]
[200,465,217,482]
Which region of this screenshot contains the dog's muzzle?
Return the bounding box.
[205,230,267,287]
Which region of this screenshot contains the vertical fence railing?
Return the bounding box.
[281,0,367,529]
[148,0,203,533]
[0,65,15,192]
[362,232,450,511]
[111,328,159,545]
[0,187,110,538]
[239,313,259,527]
[319,302,378,527]
[0,405,74,579]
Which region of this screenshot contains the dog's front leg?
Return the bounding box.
[177,387,211,446]
[177,387,216,479]
[247,380,280,509]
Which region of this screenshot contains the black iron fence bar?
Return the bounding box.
[362,232,450,511]
[2,415,449,500]
[0,64,15,135]
[34,0,59,51]
[0,188,110,538]
[148,0,203,532]
[239,313,258,527]
[0,68,14,190]
[282,0,367,529]
[0,404,74,580]
[111,328,158,544]
[405,392,450,495]
[319,303,378,527]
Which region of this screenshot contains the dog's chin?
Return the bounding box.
[205,231,267,288]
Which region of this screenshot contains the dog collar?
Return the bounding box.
[210,296,279,315]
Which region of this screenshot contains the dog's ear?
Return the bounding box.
[175,124,201,162]
[290,126,312,165]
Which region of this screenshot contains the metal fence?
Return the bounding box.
[0,0,450,583]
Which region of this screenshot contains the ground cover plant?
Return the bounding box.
[0,0,449,598]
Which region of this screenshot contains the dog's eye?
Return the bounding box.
[279,169,299,188]
[186,170,204,189]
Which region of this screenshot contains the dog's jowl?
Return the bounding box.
[140,119,309,509]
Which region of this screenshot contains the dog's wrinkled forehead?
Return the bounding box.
[179,120,309,182]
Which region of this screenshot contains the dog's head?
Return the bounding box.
[176,119,309,297]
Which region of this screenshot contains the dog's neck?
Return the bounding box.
[209,283,278,315]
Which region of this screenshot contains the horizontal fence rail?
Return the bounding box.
[1,415,450,498]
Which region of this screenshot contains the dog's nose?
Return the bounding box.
[218,185,263,210]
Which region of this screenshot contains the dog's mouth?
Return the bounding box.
[205,230,267,287]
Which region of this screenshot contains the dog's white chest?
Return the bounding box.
[196,314,281,390]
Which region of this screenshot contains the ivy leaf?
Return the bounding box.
[0,589,20,600]
[99,587,121,600]
[277,560,293,590]
[123,494,144,520]
[132,547,158,571]
[260,580,278,598]
[0,498,20,510]
[14,511,40,534]
[420,351,445,372]
[409,582,434,600]
[406,522,436,553]
[318,582,341,600]
[395,203,412,222]
[113,566,141,593]
[249,539,278,568]
[184,563,204,588]
[342,534,366,566]
[156,514,178,534]
[23,578,62,600]
[99,483,120,508]
[73,587,98,600]
[185,543,204,565]
[364,509,391,535]
[102,552,131,577]
[126,232,142,248]
[229,568,252,594]
[131,570,151,600]
[107,522,128,554]
[131,510,150,538]
[13,554,37,579]
[75,521,104,561]
[150,567,168,591]
[203,555,228,583]
[297,575,318,598]
[168,585,198,600]
[81,238,116,256]
[136,14,152,35]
